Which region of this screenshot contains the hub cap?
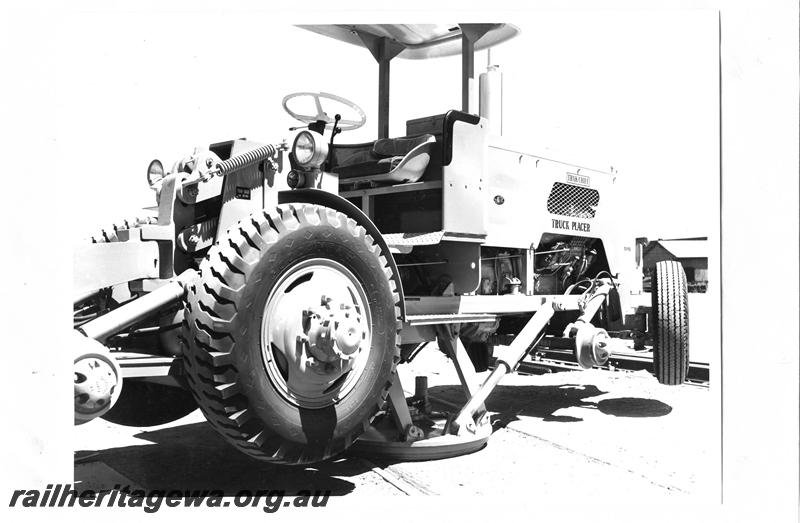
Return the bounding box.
[261,259,372,409]
[74,356,118,417]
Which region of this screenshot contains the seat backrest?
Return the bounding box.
[372,134,436,158]
[405,110,482,167]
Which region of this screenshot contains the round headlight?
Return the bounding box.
[147,159,164,189]
[294,132,315,164]
[292,131,328,168]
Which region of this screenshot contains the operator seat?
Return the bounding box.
[331,134,436,185]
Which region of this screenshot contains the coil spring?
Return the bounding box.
[216,144,278,177]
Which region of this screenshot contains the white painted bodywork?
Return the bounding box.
[443,119,490,236]
[438,130,644,312]
[483,136,641,291]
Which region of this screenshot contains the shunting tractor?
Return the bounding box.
[73,24,690,463]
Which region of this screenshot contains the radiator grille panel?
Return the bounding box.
[547,182,600,219]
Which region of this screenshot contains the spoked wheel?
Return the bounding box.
[652,260,690,385]
[182,204,400,464]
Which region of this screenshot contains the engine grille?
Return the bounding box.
[547,182,600,219]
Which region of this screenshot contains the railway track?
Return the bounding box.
[511,345,709,386]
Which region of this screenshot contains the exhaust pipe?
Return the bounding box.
[479,50,503,136]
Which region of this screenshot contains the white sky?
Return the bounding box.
[57,10,718,242]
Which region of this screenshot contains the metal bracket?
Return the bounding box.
[176,217,219,253]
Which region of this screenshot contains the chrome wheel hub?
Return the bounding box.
[261,259,372,409]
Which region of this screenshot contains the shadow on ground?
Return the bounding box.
[596,397,673,417]
[426,383,673,430]
[75,422,376,495]
[75,385,673,494]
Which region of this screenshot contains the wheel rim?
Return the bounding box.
[261,258,373,409]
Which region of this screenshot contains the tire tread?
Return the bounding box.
[182,203,401,464]
[652,260,690,385]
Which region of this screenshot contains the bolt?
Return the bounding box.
[205,157,214,168]
[405,425,424,442]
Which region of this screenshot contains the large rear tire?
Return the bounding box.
[652,260,690,385]
[182,203,401,464]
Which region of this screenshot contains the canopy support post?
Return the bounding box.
[459,24,494,114]
[356,31,405,139]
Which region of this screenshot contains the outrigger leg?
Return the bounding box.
[352,324,495,460]
[351,301,558,460]
[449,301,555,436]
[353,281,614,460]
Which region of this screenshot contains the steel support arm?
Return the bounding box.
[449,301,555,434]
[79,270,197,343]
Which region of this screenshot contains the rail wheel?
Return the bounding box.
[182,203,401,464]
[652,260,690,385]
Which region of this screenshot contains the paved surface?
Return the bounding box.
[75,346,714,498]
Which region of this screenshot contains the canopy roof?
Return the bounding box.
[298,24,520,59]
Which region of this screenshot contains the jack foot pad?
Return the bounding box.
[350,410,492,461]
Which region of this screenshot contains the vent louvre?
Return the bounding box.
[547,183,600,219]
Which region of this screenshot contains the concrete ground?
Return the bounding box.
[75,338,714,498]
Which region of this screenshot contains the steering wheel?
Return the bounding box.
[282,92,366,132]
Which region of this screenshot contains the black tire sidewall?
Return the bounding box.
[652,260,690,384]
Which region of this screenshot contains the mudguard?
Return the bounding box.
[278,188,406,320]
